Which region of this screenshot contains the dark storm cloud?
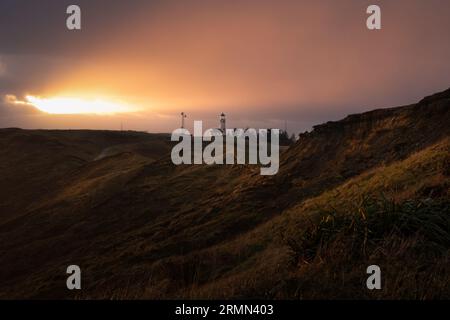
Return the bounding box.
[0,0,146,56]
[0,0,450,132]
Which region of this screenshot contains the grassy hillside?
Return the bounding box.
[0,89,448,299]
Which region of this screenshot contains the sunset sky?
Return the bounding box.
[1,0,449,133]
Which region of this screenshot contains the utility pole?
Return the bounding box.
[181,112,187,129]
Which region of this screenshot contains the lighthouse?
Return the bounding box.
[220,113,226,133]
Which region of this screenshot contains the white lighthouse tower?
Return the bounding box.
[220,113,226,133]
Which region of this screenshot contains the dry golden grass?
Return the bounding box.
[0,89,449,299]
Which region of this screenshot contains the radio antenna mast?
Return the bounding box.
[181,112,187,129]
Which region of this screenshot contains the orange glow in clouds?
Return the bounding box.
[22,95,137,115]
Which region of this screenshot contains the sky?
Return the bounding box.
[0,0,449,133]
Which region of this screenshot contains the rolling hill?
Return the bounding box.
[0,88,449,299]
